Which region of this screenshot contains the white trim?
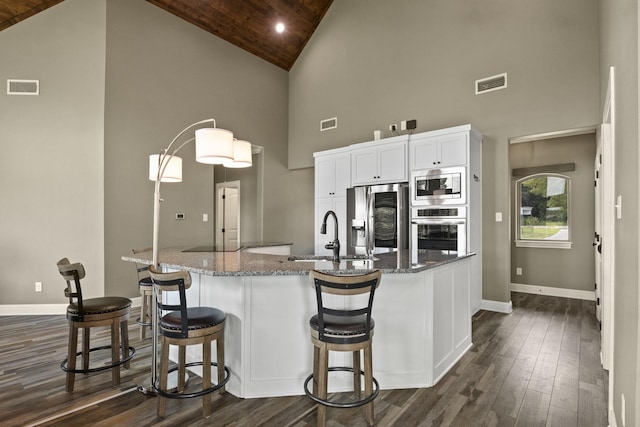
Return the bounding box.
[478,299,513,313]
[510,283,595,301]
[509,125,598,145]
[515,240,572,249]
[0,297,142,316]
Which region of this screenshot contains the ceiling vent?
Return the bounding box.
[475,73,507,95]
[320,117,337,131]
[7,79,39,95]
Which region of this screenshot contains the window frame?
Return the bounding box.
[515,173,572,249]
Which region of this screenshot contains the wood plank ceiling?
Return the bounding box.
[0,0,333,71]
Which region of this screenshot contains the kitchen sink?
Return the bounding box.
[287,255,379,262]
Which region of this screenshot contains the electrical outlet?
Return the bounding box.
[35,282,42,292]
[389,124,397,132]
[176,213,185,220]
[516,267,522,276]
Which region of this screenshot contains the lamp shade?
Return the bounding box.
[195,128,234,164]
[149,154,182,182]
[225,140,253,168]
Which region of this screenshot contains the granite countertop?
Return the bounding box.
[122,247,475,277]
[182,241,293,252]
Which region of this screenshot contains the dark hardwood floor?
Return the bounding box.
[0,292,608,426]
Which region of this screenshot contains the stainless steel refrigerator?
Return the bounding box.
[346,183,409,256]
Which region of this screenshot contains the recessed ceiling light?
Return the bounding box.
[275,22,285,33]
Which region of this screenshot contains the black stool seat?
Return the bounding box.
[161,307,226,332]
[67,297,132,320]
[139,276,153,287]
[310,314,375,337]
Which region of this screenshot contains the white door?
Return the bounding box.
[216,181,240,250]
[594,142,602,323]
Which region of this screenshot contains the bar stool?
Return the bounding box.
[57,258,136,392]
[149,267,230,418]
[303,269,382,426]
[131,247,153,339]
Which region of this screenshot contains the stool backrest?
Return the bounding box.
[148,267,192,338]
[57,258,86,317]
[131,247,152,283]
[309,269,382,344]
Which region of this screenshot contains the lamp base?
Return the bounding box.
[137,371,189,396]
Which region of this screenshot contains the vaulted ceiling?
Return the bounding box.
[0,0,333,70]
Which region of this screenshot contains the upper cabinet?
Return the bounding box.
[409,131,468,170]
[351,139,407,186]
[315,150,351,198]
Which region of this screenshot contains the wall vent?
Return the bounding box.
[7,79,39,95]
[475,73,507,95]
[320,117,337,131]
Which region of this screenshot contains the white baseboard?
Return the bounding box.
[510,283,595,301]
[608,409,617,427]
[0,297,142,316]
[479,299,513,313]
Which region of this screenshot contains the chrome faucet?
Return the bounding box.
[321,210,340,262]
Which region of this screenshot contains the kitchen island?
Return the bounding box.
[122,248,474,398]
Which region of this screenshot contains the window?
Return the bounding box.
[515,173,571,249]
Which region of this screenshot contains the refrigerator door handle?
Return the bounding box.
[367,186,374,257]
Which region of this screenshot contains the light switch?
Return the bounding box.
[203,213,209,222]
[495,212,503,222]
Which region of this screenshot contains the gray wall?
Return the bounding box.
[599,0,640,424]
[0,0,106,304]
[104,0,295,298]
[289,0,600,303]
[509,134,596,291]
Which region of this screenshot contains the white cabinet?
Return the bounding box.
[314,149,350,256]
[410,132,468,170]
[315,152,351,198]
[351,140,407,186]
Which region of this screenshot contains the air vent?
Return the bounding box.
[7,79,39,95]
[475,73,507,95]
[320,117,337,131]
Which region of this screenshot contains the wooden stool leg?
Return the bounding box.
[158,339,169,417]
[353,350,361,398]
[363,343,374,425]
[216,334,226,394]
[121,318,130,369]
[203,337,212,417]
[111,319,121,386]
[82,327,90,374]
[66,324,78,392]
[317,345,328,426]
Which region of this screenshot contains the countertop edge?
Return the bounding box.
[122,248,475,277]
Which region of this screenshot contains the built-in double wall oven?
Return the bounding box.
[411,206,467,264]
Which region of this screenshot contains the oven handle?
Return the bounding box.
[412,218,466,225]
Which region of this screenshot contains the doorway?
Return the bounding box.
[216,180,241,250]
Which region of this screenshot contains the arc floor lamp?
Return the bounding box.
[142,118,252,394]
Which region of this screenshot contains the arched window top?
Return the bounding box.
[515,173,572,249]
